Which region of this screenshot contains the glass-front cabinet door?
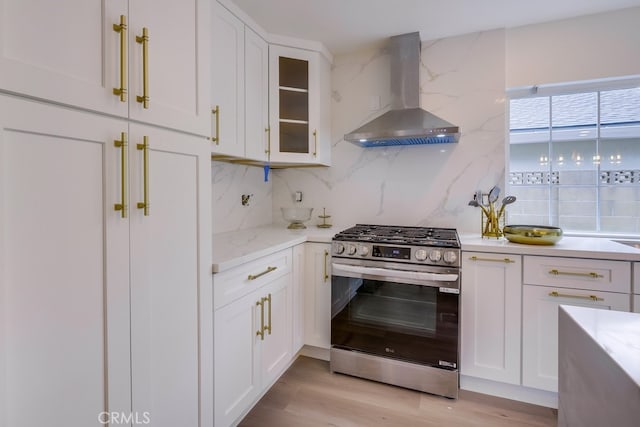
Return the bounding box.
[269,45,330,165]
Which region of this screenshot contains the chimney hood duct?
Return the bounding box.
[344,32,460,147]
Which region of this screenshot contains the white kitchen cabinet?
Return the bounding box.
[304,243,332,348]
[210,2,269,162]
[0,0,210,136]
[522,255,631,392]
[269,45,331,166]
[213,249,293,427]
[128,122,213,427]
[0,95,213,427]
[461,252,522,385]
[210,1,245,157]
[0,94,130,427]
[244,27,270,162]
[292,244,306,353]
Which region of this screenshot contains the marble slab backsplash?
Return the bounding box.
[212,161,273,233]
[272,29,507,233]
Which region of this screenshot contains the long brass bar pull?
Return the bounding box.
[113,132,128,218]
[256,299,265,340]
[469,256,515,263]
[211,106,219,145]
[136,27,149,108]
[548,291,604,302]
[264,294,272,335]
[312,129,318,156]
[112,15,127,101]
[323,250,329,282]
[548,269,603,279]
[247,266,277,281]
[136,136,149,216]
[264,127,271,155]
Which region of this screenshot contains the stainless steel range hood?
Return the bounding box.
[344,32,460,147]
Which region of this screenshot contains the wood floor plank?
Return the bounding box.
[239,356,558,426]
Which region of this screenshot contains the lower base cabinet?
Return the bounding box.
[522,284,630,391]
[213,251,293,427]
[304,243,332,349]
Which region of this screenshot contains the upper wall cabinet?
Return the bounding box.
[0,0,211,136]
[269,45,331,166]
[210,1,269,162]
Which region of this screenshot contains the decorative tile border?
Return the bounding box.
[509,171,559,185]
[600,170,640,184]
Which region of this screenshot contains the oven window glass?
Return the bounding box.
[331,275,458,368]
[348,281,437,336]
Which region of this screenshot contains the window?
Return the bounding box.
[507,78,640,235]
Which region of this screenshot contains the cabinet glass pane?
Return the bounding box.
[279,122,309,153]
[280,90,309,122]
[279,57,308,89]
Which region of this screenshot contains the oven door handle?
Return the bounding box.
[331,263,458,283]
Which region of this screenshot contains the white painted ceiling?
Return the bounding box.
[231,0,640,54]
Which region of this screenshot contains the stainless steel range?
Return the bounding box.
[330,224,461,399]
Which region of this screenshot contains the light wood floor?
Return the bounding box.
[239,356,557,427]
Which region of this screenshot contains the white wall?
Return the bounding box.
[272,29,507,232]
[212,7,640,234]
[506,7,640,88]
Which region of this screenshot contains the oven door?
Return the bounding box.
[331,259,459,369]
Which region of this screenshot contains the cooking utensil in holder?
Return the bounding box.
[481,208,505,238]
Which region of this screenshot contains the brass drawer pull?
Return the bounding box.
[211,105,220,145]
[112,15,127,102]
[136,136,150,216]
[247,266,277,281]
[548,269,603,279]
[113,132,128,218]
[264,294,272,335]
[256,299,265,340]
[323,250,329,282]
[136,27,150,108]
[469,256,515,263]
[548,291,603,302]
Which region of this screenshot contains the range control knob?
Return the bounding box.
[334,243,345,254]
[443,250,458,264]
[357,245,370,257]
[429,250,442,262]
[415,249,428,261]
[347,244,357,256]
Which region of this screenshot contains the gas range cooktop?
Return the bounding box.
[332,224,461,267]
[333,224,460,248]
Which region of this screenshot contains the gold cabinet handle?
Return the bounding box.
[247,266,277,281]
[112,15,127,102]
[323,250,329,282]
[469,256,515,263]
[312,129,317,156]
[548,269,603,279]
[548,291,604,302]
[256,299,265,340]
[113,132,128,218]
[210,106,220,144]
[265,126,271,155]
[136,27,149,108]
[264,294,272,335]
[136,136,149,216]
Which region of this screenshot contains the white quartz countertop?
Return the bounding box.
[461,234,640,261]
[212,224,342,273]
[561,305,640,388]
[213,226,640,273]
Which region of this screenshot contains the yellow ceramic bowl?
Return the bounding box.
[503,225,563,245]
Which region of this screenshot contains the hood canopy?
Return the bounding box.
[344,32,460,147]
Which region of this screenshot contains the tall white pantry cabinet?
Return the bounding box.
[0,1,213,426]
